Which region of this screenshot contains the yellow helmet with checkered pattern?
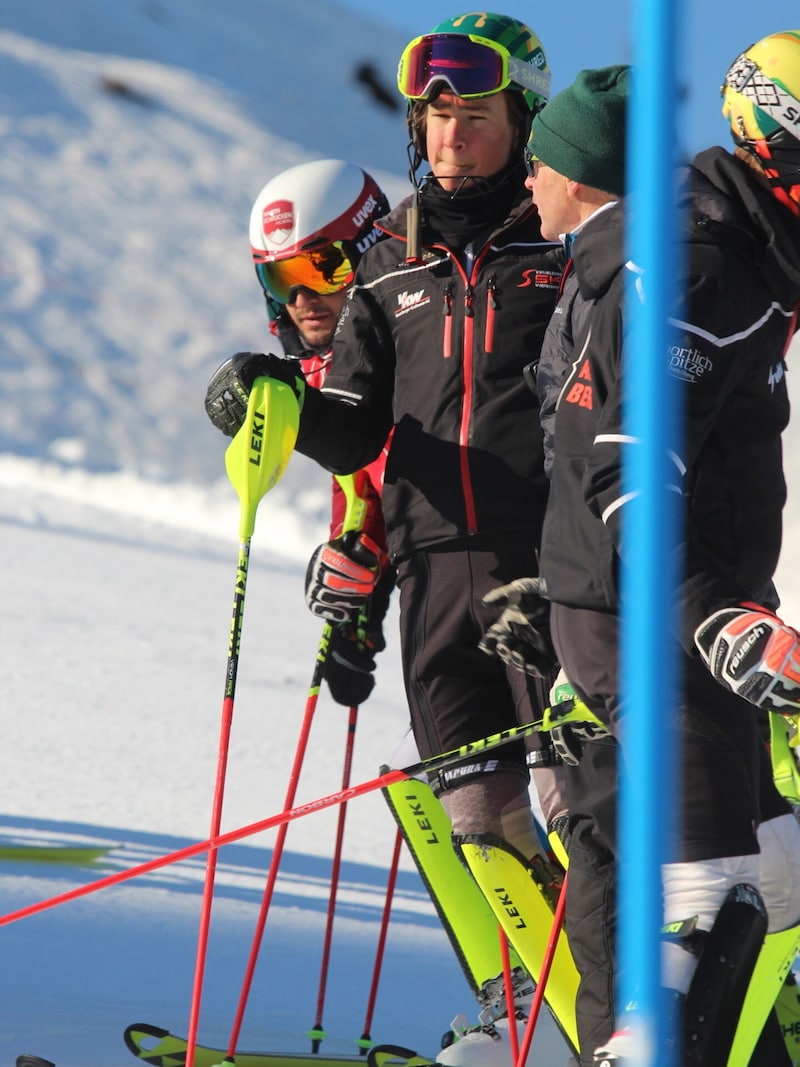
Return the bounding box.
[721,30,800,211]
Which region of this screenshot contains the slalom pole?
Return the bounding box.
[309,703,359,1053]
[514,871,569,1067]
[358,828,403,1054]
[500,929,520,1065]
[306,474,369,1054]
[0,713,587,928]
[185,378,300,1067]
[227,473,367,1059]
[622,5,682,1065]
[224,621,333,1059]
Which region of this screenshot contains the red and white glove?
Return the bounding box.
[695,605,800,715]
[304,531,386,624]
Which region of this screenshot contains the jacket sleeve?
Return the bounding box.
[582,258,776,652]
[295,279,395,476]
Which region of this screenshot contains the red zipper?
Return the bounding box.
[442,284,453,359]
[460,283,478,533]
[484,275,497,353]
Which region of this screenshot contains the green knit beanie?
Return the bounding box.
[530,64,630,196]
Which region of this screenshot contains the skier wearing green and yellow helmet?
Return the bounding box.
[205,13,573,1064]
[397,12,551,178]
[721,30,800,215]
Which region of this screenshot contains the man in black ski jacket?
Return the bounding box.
[479,42,800,1067]
[205,13,569,1063]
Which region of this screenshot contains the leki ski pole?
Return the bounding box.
[0,706,592,929]
[225,474,368,1058]
[358,828,403,1054]
[185,378,300,1067]
[307,473,371,1053]
[224,619,333,1058]
[514,871,569,1067]
[308,701,359,1052]
[500,928,521,1065]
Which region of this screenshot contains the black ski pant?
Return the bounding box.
[549,603,790,1064]
[395,534,552,791]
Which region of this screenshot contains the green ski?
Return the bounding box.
[124,1023,431,1067]
[382,774,532,1013]
[0,842,114,864]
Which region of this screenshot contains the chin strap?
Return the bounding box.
[403,138,425,266]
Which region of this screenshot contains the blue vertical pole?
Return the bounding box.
[620,1,683,1065]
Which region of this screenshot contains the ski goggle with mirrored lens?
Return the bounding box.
[397,32,549,102]
[254,241,356,303]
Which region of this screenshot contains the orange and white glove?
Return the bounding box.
[695,605,800,715]
[304,531,386,624]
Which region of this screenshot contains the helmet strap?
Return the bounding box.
[405,185,423,266]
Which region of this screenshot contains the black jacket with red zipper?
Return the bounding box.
[295,164,565,562]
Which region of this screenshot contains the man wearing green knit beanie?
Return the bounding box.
[529,64,629,197]
[480,43,800,1067]
[483,62,636,1066]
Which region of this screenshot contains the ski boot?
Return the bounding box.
[437,990,535,1067]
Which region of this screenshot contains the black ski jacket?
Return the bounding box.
[296,174,564,561]
[539,147,800,650]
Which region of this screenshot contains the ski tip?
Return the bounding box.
[17,1056,56,1067]
[367,1044,434,1067]
[123,1021,170,1056]
[0,842,117,864]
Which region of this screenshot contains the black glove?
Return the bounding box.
[323,565,394,707]
[305,531,386,625]
[695,605,800,715]
[204,352,305,438]
[325,621,381,706]
[546,670,608,765]
[478,577,556,677]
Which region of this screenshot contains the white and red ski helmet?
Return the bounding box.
[249,159,389,268]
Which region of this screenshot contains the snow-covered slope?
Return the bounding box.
[0,0,408,489]
[2,3,800,1064]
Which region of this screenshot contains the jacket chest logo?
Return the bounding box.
[564,358,594,410]
[395,288,430,318]
[667,344,713,382]
[518,269,561,290]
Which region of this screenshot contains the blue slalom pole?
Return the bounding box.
[620,1,684,1064]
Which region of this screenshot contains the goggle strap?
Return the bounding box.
[725,54,800,140]
[507,55,551,100]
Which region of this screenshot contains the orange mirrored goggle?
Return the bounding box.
[254,241,356,304]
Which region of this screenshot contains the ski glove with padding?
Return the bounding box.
[204,351,305,438]
[305,531,386,625]
[478,577,557,677]
[324,566,394,706]
[546,668,608,765]
[695,605,800,715]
